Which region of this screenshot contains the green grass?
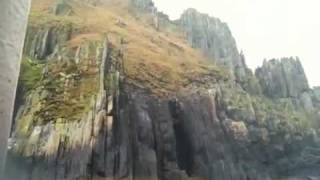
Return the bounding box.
[19,57,44,92]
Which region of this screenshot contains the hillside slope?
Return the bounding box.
[5,0,320,180]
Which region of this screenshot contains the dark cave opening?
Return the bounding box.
[169,99,194,175]
[173,123,193,176]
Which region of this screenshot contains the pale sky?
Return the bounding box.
[153,0,320,87]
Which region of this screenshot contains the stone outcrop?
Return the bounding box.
[178,9,249,83]
[255,57,315,112]
[24,25,73,60]
[130,0,163,30]
[53,0,73,15]
[131,0,154,11]
[255,57,309,99]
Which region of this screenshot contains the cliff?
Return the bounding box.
[178,8,261,94]
[256,57,309,99]
[179,9,244,72]
[255,57,320,113]
[4,0,320,180]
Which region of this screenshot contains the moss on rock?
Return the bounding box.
[19,57,44,93]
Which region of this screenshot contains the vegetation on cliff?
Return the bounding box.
[6,0,320,180]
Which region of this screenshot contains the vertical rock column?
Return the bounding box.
[0,0,31,177]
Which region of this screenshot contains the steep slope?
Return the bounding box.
[5,0,320,180]
[178,8,261,95]
[179,9,246,77]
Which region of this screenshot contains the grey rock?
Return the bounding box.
[178,8,248,83]
[53,0,72,16]
[256,57,309,99]
[131,0,154,11]
[299,91,314,112]
[24,25,72,60]
[311,87,320,108]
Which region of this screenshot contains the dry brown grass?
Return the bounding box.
[31,0,56,11]
[29,0,228,96]
[68,33,103,48]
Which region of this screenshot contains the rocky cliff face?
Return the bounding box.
[4,0,320,180]
[178,9,248,82]
[131,0,154,10]
[255,57,317,112]
[178,9,262,95]
[256,57,309,99]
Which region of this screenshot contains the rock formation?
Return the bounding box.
[3,0,320,180]
[256,57,309,99]
[131,0,154,10]
[255,57,317,112]
[178,9,248,83]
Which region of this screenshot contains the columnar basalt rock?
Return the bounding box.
[255,57,309,99]
[255,57,315,112]
[131,0,154,11]
[178,8,249,83]
[24,25,73,60]
[53,0,73,15]
[6,39,122,180]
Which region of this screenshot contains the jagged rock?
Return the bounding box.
[53,0,72,16]
[24,25,72,60]
[256,57,309,99]
[178,8,249,83]
[255,57,315,112]
[131,0,154,11]
[282,58,309,97]
[299,91,314,112]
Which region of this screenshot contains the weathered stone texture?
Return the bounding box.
[256,57,309,99]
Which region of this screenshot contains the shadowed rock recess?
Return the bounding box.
[5,0,320,179]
